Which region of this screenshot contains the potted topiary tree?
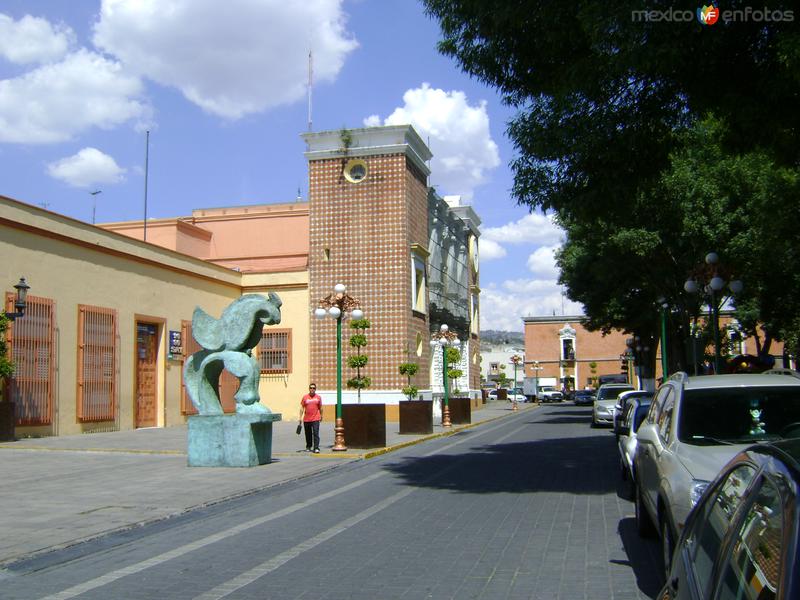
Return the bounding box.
[342,317,385,447]
[398,360,432,434]
[445,346,471,424]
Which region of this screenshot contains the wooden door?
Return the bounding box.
[136,323,158,427]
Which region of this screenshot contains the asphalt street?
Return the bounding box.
[1,404,662,600]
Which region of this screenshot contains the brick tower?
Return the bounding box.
[302,126,434,401]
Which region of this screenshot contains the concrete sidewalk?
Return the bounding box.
[0,400,536,567]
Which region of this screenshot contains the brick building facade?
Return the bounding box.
[523,316,630,390]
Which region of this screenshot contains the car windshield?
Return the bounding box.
[598,387,633,400]
[678,386,800,444]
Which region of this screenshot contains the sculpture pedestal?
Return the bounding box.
[188,413,282,467]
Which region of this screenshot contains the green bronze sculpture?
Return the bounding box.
[184,293,282,415]
[184,294,283,467]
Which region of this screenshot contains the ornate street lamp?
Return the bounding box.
[314,283,364,451]
[430,324,460,428]
[657,296,669,379]
[684,252,743,374]
[5,278,30,321]
[510,354,523,411]
[529,360,543,401]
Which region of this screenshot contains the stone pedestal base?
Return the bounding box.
[188,413,282,467]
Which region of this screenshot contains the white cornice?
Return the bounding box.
[301,125,432,177]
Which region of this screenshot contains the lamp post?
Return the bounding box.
[684,252,743,374]
[530,360,542,401]
[430,324,460,428]
[314,283,363,451]
[5,278,30,321]
[510,354,523,411]
[89,190,102,225]
[657,297,669,380]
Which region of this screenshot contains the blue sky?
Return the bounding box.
[0,0,583,331]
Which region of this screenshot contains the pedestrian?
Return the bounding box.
[299,383,323,453]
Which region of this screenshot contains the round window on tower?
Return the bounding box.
[344,159,368,183]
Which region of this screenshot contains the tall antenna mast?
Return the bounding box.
[307,50,313,132]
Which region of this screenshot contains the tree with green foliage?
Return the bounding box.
[0,313,13,385]
[423,1,800,371]
[346,318,371,402]
[398,361,419,401]
[446,346,463,393]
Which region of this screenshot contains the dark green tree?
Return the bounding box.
[424,1,800,368]
[346,318,371,402]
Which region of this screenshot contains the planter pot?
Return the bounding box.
[0,401,14,442]
[341,404,386,448]
[398,400,433,434]
[448,397,472,425]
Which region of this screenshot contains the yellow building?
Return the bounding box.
[1,196,309,437]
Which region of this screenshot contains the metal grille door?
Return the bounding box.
[77,305,117,422]
[5,294,55,425]
[136,323,158,428]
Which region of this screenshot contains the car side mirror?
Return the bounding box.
[636,424,657,445]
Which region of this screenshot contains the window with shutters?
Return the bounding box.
[77,305,117,422]
[259,329,291,374]
[5,294,55,425]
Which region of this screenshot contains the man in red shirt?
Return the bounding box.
[299,383,323,453]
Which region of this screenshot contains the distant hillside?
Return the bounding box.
[480,330,524,347]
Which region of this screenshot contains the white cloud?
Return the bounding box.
[479,238,507,261]
[526,245,559,278]
[365,83,499,200]
[480,280,584,332]
[482,213,564,246]
[0,14,75,65]
[0,49,150,144]
[47,147,126,188]
[363,114,380,127]
[92,0,358,119]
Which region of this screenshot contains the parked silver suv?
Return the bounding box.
[634,370,800,576]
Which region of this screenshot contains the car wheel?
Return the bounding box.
[635,485,656,538]
[660,515,675,577]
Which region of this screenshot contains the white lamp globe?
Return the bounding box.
[313,307,327,319]
[710,276,725,291]
[328,306,342,319]
[440,324,449,332]
[705,252,719,265]
[684,279,699,294]
[452,338,460,347]
[351,308,364,320]
[438,338,447,347]
[334,283,346,294]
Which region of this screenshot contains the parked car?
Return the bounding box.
[658,438,800,599]
[488,388,525,403]
[507,389,526,403]
[537,386,564,403]
[616,396,652,485]
[591,383,634,426]
[573,389,596,406]
[613,390,653,436]
[634,370,800,578]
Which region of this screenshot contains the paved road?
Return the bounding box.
[1,404,661,599]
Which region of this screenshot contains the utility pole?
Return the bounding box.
[90,190,102,224]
